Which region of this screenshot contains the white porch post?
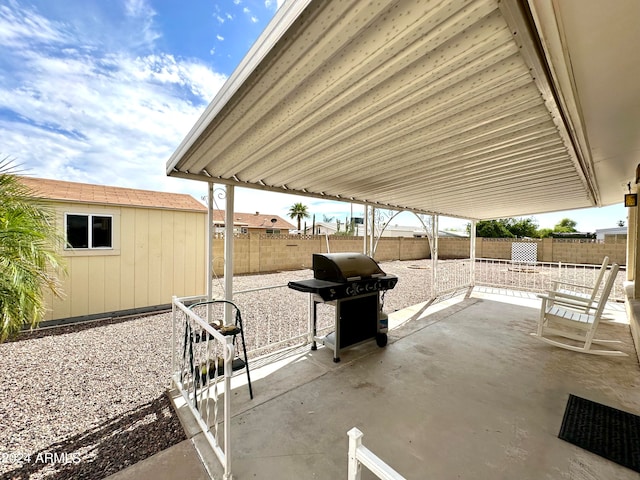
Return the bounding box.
[370,206,375,256]
[206,182,215,325]
[207,182,214,302]
[224,184,235,326]
[470,219,477,287]
[432,214,439,296]
[627,199,637,284]
[347,428,363,480]
[363,204,369,255]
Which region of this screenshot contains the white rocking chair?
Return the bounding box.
[531,263,627,356]
[545,256,609,312]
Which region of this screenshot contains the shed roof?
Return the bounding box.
[20,177,207,212]
[166,0,639,221]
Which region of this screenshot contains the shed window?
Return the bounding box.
[66,214,113,249]
[265,229,280,235]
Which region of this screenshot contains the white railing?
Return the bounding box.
[434,258,473,297]
[474,258,626,302]
[347,428,406,480]
[230,285,334,358]
[171,295,234,480]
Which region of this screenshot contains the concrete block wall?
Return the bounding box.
[211,234,431,275]
[212,234,625,276]
[399,237,432,260]
[549,240,626,265]
[438,238,471,259]
[437,237,626,266]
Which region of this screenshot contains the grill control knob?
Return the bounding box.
[345,285,354,296]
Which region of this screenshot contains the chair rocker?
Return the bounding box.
[531,263,627,357]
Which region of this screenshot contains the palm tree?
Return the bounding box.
[288,202,310,233]
[0,161,65,341]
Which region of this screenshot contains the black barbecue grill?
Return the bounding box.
[288,253,398,362]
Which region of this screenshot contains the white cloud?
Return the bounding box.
[0,1,227,195]
[122,0,161,47]
[250,16,259,23]
[217,34,224,41]
[0,3,70,47]
[124,0,154,18]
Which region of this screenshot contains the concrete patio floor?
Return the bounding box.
[112,289,640,479]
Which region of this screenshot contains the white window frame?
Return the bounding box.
[64,213,114,250]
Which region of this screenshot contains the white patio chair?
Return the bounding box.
[544,256,609,312]
[531,263,627,356]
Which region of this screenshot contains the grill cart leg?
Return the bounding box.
[310,295,317,350]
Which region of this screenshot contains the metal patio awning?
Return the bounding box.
[167,0,640,221]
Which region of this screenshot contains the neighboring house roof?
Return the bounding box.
[595,227,627,240]
[595,227,627,235]
[212,210,295,230]
[19,176,207,212]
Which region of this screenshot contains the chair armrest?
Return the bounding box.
[541,290,597,311]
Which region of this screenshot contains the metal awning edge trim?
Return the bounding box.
[498,0,599,206]
[165,0,314,176]
[168,170,473,221]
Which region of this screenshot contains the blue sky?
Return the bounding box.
[0,0,628,233]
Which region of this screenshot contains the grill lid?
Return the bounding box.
[312,253,385,282]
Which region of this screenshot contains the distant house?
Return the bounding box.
[20,177,207,323]
[595,227,627,243]
[212,210,295,234]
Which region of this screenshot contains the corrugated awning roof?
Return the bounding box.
[167,0,639,221]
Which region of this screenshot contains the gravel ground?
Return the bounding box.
[0,259,436,480]
[0,257,615,479]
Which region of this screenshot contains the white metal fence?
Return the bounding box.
[224,284,336,358]
[474,258,626,302]
[434,258,473,297]
[347,428,406,480]
[171,295,234,480]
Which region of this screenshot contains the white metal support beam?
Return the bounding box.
[363,204,369,255]
[224,184,235,326]
[432,215,439,296]
[470,219,477,287]
[370,206,376,256]
[206,182,215,324]
[207,183,214,300]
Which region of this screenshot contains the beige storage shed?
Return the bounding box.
[21,177,207,324]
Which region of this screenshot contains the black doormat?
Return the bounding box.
[558,394,640,473]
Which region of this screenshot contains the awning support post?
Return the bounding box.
[432,215,439,296]
[470,219,476,287]
[224,185,235,326]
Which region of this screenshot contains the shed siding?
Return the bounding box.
[42,200,206,321]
